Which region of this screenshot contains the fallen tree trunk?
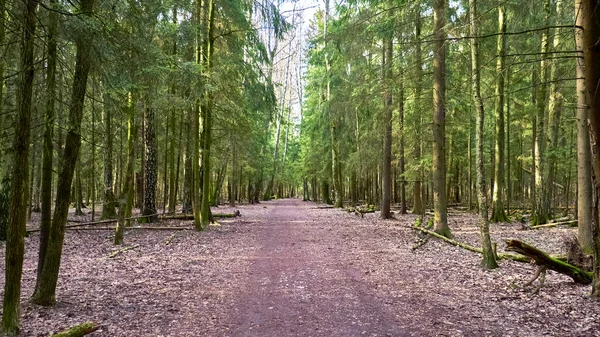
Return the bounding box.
[160,210,240,220]
[26,212,240,233]
[410,226,529,262]
[505,239,593,284]
[51,322,99,337]
[109,244,139,258]
[29,226,193,233]
[529,219,577,229]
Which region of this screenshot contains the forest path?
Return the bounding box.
[226,199,407,337]
[7,199,598,336]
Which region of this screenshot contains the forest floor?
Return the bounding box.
[1,199,599,336]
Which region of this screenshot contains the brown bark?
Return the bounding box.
[141,104,157,222]
[575,0,594,255]
[581,0,600,297]
[432,0,450,237]
[470,0,497,269]
[37,0,58,289]
[2,0,38,333]
[381,29,393,219]
[32,0,96,306]
[491,4,508,223]
[412,7,423,216]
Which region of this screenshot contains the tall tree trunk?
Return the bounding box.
[323,0,343,208]
[229,135,237,206]
[36,0,58,291]
[168,109,177,213]
[91,82,96,222]
[575,0,593,254]
[381,29,393,219]
[101,92,116,219]
[31,0,95,306]
[432,0,451,237]
[470,0,497,269]
[75,164,84,215]
[182,105,193,213]
[2,0,38,333]
[532,0,552,226]
[141,104,157,222]
[413,7,424,215]
[114,95,136,245]
[398,65,407,214]
[200,0,215,229]
[192,0,203,230]
[581,0,600,297]
[546,0,563,222]
[168,6,178,214]
[506,68,512,213]
[491,4,508,222]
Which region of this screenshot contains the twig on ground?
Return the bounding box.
[109,244,140,258]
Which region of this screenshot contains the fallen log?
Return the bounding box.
[160,210,241,220]
[529,219,578,229]
[109,244,140,258]
[51,322,99,337]
[410,226,529,262]
[35,226,193,232]
[505,239,593,284]
[26,212,240,233]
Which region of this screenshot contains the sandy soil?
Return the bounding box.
[1,199,599,336]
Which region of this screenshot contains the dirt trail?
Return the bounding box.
[3,199,599,336]
[227,199,406,337]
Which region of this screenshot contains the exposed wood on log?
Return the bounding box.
[523,265,547,294]
[51,322,99,337]
[160,210,240,220]
[109,244,140,258]
[505,239,593,284]
[164,233,176,245]
[529,219,577,229]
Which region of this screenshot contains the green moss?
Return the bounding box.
[51,322,98,337]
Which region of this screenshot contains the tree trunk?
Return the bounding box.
[546,0,563,224]
[470,0,497,269]
[182,106,193,214]
[101,93,116,219]
[2,0,38,333]
[141,104,157,222]
[192,0,203,229]
[491,4,508,223]
[200,0,215,229]
[114,94,136,245]
[90,84,96,222]
[41,32,59,257]
[75,163,85,216]
[432,0,450,237]
[168,7,178,214]
[412,7,424,216]
[532,0,552,226]
[381,29,393,219]
[581,0,600,297]
[31,0,95,305]
[398,65,407,214]
[575,0,594,254]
